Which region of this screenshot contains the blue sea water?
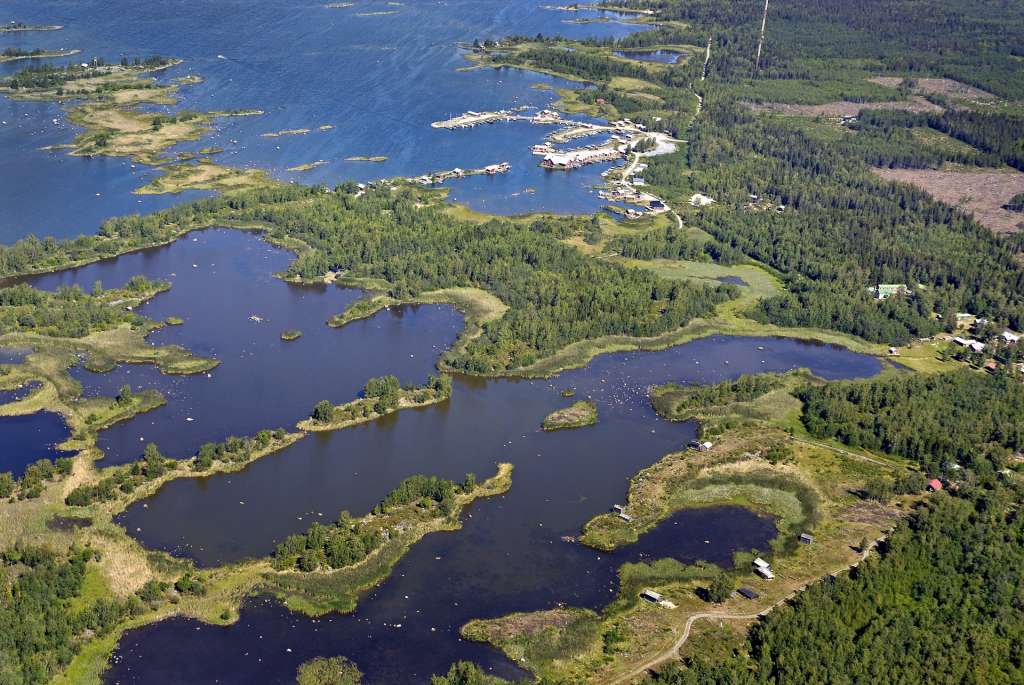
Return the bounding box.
[0,0,642,242]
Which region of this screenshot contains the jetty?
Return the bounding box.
[408,162,510,185]
[431,107,527,129]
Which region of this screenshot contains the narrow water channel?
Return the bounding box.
[29,229,463,466]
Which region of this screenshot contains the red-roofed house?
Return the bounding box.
[927,479,943,492]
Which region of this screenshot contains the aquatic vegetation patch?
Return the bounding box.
[296,656,362,685]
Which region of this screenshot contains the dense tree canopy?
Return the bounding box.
[799,369,1024,476]
[0,546,139,685]
[647,485,1024,685]
[0,277,165,338]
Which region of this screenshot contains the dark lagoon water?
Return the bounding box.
[0,411,73,477]
[1,0,644,242]
[117,328,880,565]
[107,506,772,685]
[98,227,879,682]
[0,347,33,365]
[614,49,685,64]
[29,229,463,466]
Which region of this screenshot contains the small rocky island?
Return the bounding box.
[542,399,598,431]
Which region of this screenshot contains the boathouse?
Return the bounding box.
[640,589,662,603]
[753,558,775,580]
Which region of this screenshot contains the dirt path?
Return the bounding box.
[607,543,878,684]
[791,437,898,469]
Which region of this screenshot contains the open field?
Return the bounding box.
[613,258,783,315]
[873,166,1024,233]
[134,160,276,195]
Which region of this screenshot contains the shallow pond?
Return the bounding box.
[716,275,748,286]
[0,411,73,478]
[613,49,685,64]
[0,380,40,405]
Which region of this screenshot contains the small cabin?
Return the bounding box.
[612,504,626,514]
[640,589,662,603]
[799,533,814,545]
[618,512,633,522]
[927,478,943,492]
[753,557,770,570]
[738,587,759,600]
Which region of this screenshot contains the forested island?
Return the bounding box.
[1,0,1023,683]
[0,47,80,63]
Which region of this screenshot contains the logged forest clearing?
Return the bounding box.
[874,166,1024,233]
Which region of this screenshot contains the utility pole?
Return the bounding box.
[755,0,769,71]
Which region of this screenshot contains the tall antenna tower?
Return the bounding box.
[701,36,712,81]
[755,0,769,71]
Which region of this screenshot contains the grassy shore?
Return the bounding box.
[463,426,911,684]
[287,160,328,172]
[261,128,312,138]
[328,286,508,363]
[133,160,276,195]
